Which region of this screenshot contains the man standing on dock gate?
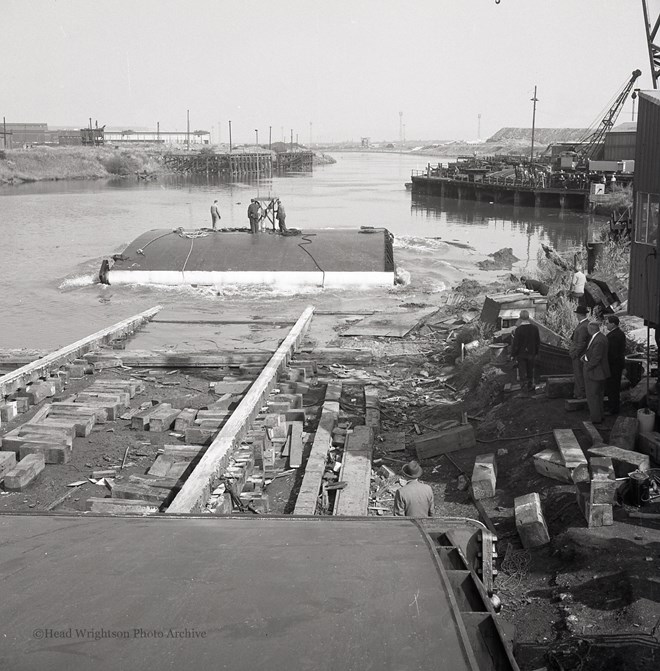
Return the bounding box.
[247,199,261,234]
[393,461,434,517]
[581,321,610,424]
[276,198,287,233]
[569,305,590,400]
[510,309,540,392]
[210,200,221,230]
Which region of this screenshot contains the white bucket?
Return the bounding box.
[637,408,655,435]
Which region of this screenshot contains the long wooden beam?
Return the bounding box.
[0,306,162,398]
[88,350,274,367]
[166,306,315,514]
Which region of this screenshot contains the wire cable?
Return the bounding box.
[297,233,326,288]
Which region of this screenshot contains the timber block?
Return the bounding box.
[414,424,476,460]
[50,402,107,423]
[285,409,306,423]
[91,358,123,370]
[66,364,87,379]
[131,403,169,431]
[565,398,588,412]
[576,482,613,527]
[13,397,30,413]
[608,416,638,452]
[587,445,650,476]
[111,482,172,505]
[93,378,143,397]
[184,427,216,445]
[1,431,71,453]
[19,442,72,464]
[195,409,231,422]
[546,377,575,399]
[583,421,605,447]
[3,454,45,491]
[26,381,56,403]
[197,419,226,431]
[47,377,64,395]
[39,415,94,437]
[288,421,304,469]
[638,432,660,463]
[267,401,291,414]
[364,386,379,409]
[590,478,618,505]
[174,408,198,431]
[263,413,287,438]
[0,401,18,422]
[147,407,182,432]
[85,387,130,406]
[238,364,262,378]
[86,497,158,514]
[19,422,75,441]
[346,425,374,451]
[332,427,347,447]
[162,444,208,459]
[206,393,235,411]
[325,382,342,402]
[471,453,497,500]
[514,492,550,548]
[554,429,589,482]
[55,369,70,383]
[210,380,252,395]
[75,393,123,418]
[590,456,615,480]
[292,360,318,376]
[273,393,303,409]
[375,431,406,453]
[0,451,17,479]
[286,367,307,382]
[532,448,573,483]
[365,408,380,429]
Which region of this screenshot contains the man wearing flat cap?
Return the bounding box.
[393,461,434,517]
[569,305,590,400]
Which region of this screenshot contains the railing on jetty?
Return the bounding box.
[410,170,591,211]
[162,151,315,176]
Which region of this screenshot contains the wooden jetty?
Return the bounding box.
[162,150,314,176]
[411,173,590,211]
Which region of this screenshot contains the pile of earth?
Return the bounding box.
[478,247,520,270]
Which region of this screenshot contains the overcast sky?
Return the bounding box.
[1,0,650,142]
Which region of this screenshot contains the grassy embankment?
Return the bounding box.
[0,146,163,185]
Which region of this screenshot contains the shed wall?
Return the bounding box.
[629,95,660,324]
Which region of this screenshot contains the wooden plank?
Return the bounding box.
[294,398,340,515]
[288,421,304,468]
[0,306,161,398]
[334,426,374,516]
[553,429,588,469]
[131,403,168,431]
[3,454,45,491]
[341,308,437,338]
[167,306,315,514]
[147,407,181,432]
[86,497,158,514]
[107,350,273,367]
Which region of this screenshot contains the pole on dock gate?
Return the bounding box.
[530,86,538,164]
[228,120,232,153]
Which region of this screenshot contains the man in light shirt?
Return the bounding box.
[570,266,586,304]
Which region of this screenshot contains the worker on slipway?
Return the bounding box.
[570,266,586,305]
[393,461,434,517]
[247,199,261,234]
[276,198,287,233]
[582,321,610,425]
[210,200,221,230]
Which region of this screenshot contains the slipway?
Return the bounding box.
[0,514,518,671]
[99,227,395,288]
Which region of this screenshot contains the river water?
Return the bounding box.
[0,152,595,349]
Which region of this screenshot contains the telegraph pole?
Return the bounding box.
[228,120,232,153]
[255,129,259,146]
[290,129,293,150]
[269,125,272,150]
[530,86,538,164]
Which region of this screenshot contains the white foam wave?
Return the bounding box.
[59,274,97,289]
[395,236,450,252]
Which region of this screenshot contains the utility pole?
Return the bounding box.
[269,125,272,150]
[530,86,538,164]
[228,120,232,153]
[186,109,190,150]
[156,121,160,144]
[309,121,312,147]
[290,129,293,151]
[403,124,406,143]
[255,129,259,146]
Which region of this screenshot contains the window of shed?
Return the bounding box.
[649,194,660,246]
[636,193,650,244]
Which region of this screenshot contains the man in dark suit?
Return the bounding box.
[582,321,610,424]
[511,309,541,392]
[569,305,590,399]
[605,315,627,414]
